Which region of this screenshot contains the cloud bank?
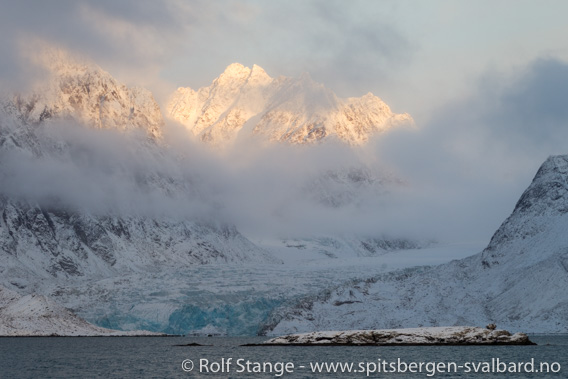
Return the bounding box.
[2,2,568,247]
[374,57,568,242]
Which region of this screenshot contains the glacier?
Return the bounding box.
[263,155,568,335]
[22,242,472,336]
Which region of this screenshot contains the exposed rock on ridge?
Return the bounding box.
[168,63,412,146]
[8,49,163,140]
[0,197,278,280]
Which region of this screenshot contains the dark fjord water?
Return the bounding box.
[0,335,566,378]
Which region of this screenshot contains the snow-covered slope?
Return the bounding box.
[168,63,412,146]
[0,286,161,336]
[0,197,277,281]
[277,235,428,260]
[263,155,568,335]
[303,166,404,208]
[9,49,163,140]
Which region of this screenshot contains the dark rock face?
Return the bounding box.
[0,196,275,278]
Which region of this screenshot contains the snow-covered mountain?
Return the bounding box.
[8,49,163,140]
[263,155,568,335]
[1,52,281,284]
[0,52,428,336]
[0,197,277,282]
[0,51,296,336]
[167,63,413,146]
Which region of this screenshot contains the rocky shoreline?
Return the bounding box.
[249,326,535,346]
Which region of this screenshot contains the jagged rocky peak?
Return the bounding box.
[512,155,568,215]
[214,63,272,86]
[220,62,249,76]
[484,155,568,254]
[218,63,261,83]
[8,47,164,139]
[249,64,271,82]
[167,63,413,146]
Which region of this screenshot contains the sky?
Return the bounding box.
[3,1,568,108]
[2,0,568,245]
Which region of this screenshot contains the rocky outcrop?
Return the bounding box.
[258,327,534,345]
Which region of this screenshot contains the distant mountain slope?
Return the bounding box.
[263,155,568,335]
[0,197,277,281]
[0,286,161,336]
[303,166,404,208]
[168,63,412,146]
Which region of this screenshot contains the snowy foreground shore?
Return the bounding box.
[0,286,164,337]
[255,327,535,346]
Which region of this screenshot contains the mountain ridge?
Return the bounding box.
[6,49,164,140]
[167,63,413,146]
